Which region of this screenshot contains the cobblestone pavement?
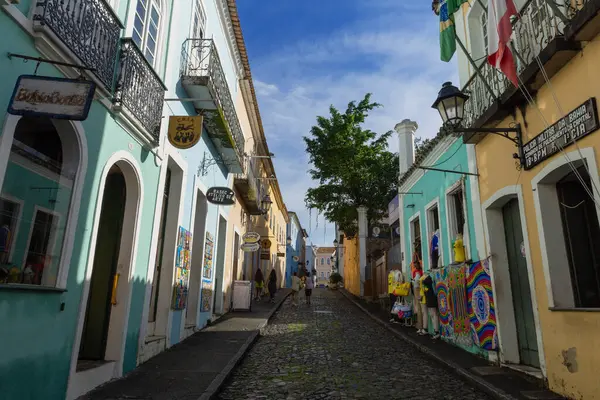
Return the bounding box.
[218,289,491,400]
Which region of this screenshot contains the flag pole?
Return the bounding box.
[454,35,498,102]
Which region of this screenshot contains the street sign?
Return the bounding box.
[8,75,96,120]
[206,186,235,205]
[240,242,260,252]
[242,231,260,244]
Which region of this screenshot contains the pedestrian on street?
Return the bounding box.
[254,267,264,301]
[268,269,277,303]
[304,272,314,305]
[291,271,301,306]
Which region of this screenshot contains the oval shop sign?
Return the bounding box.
[242,231,260,244]
[240,242,260,252]
[206,186,235,205]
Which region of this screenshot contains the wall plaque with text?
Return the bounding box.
[522,98,599,170]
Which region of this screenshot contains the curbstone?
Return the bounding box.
[198,290,291,400]
[339,289,518,400]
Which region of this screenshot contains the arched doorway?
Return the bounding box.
[68,154,142,398]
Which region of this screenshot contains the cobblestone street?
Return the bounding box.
[218,289,491,400]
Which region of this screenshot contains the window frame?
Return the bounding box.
[446,179,470,262]
[190,0,206,39]
[0,195,24,265]
[408,211,422,262]
[425,197,443,269]
[22,205,62,286]
[130,0,165,69]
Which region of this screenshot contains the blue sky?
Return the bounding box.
[237,0,458,247]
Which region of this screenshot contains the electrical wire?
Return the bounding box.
[423,142,462,168]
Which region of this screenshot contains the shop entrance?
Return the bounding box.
[502,199,539,367]
[79,166,126,364]
[213,215,227,315]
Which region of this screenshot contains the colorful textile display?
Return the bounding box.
[203,232,214,279]
[200,282,212,313]
[467,259,498,350]
[433,265,472,347]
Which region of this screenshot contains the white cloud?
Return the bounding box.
[248,7,459,246]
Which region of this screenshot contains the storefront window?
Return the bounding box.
[0,117,78,287]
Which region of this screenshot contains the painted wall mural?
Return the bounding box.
[467,259,498,350]
[171,227,191,310]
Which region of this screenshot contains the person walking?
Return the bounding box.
[304,272,314,305]
[254,267,264,301]
[291,271,301,306]
[268,269,277,303]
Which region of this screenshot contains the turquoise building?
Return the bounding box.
[0,0,180,398]
[396,119,488,357]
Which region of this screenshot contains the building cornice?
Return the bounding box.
[216,0,244,78]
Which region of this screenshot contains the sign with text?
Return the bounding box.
[206,186,235,205]
[167,115,202,149]
[242,231,260,244]
[240,242,260,252]
[8,75,96,120]
[522,98,599,170]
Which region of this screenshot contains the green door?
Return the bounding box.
[502,199,539,368]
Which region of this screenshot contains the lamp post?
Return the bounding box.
[333,238,339,273]
[261,194,272,215]
[432,82,525,169]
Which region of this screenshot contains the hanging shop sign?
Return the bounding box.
[522,98,599,170]
[167,115,203,149]
[242,231,260,244]
[292,256,300,262]
[260,238,271,260]
[368,221,392,239]
[206,186,235,205]
[277,252,285,257]
[7,75,96,121]
[261,239,272,249]
[240,242,260,252]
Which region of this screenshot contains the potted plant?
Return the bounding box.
[329,272,343,290]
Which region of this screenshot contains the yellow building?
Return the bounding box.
[452,2,600,398]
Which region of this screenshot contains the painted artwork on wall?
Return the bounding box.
[203,232,214,280]
[467,259,498,350]
[171,227,191,310]
[200,281,212,313]
[433,264,473,347]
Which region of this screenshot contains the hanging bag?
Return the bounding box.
[393,282,411,296]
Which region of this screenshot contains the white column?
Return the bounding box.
[357,206,368,297]
[395,119,418,176]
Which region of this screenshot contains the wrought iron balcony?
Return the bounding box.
[462,0,583,133]
[180,39,245,174]
[33,0,123,90]
[113,39,167,144]
[234,157,263,215]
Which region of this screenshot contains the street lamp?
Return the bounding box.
[432,81,524,168]
[286,236,292,245]
[261,194,272,214]
[333,238,338,247]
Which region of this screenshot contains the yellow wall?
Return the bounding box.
[475,39,600,400]
[342,237,360,296]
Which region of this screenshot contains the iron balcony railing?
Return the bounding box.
[33,0,123,90]
[180,39,245,158]
[462,0,584,128]
[113,38,167,143]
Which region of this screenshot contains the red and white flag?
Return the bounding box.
[487,0,519,87]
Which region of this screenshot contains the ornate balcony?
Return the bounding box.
[33,0,123,90]
[180,39,245,174]
[234,157,264,215]
[462,0,583,142]
[113,39,167,144]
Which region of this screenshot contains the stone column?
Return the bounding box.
[357,206,368,297]
[395,119,418,177]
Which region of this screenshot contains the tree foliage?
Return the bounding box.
[304,94,398,237]
[414,136,433,161]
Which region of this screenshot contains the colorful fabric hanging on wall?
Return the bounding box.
[433,264,472,347]
[467,259,498,350]
[171,227,191,310]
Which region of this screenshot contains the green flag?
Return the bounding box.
[437,0,468,62]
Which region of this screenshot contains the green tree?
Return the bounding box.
[304,94,398,237]
[414,136,433,161]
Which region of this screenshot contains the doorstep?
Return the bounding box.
[340,289,566,400]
